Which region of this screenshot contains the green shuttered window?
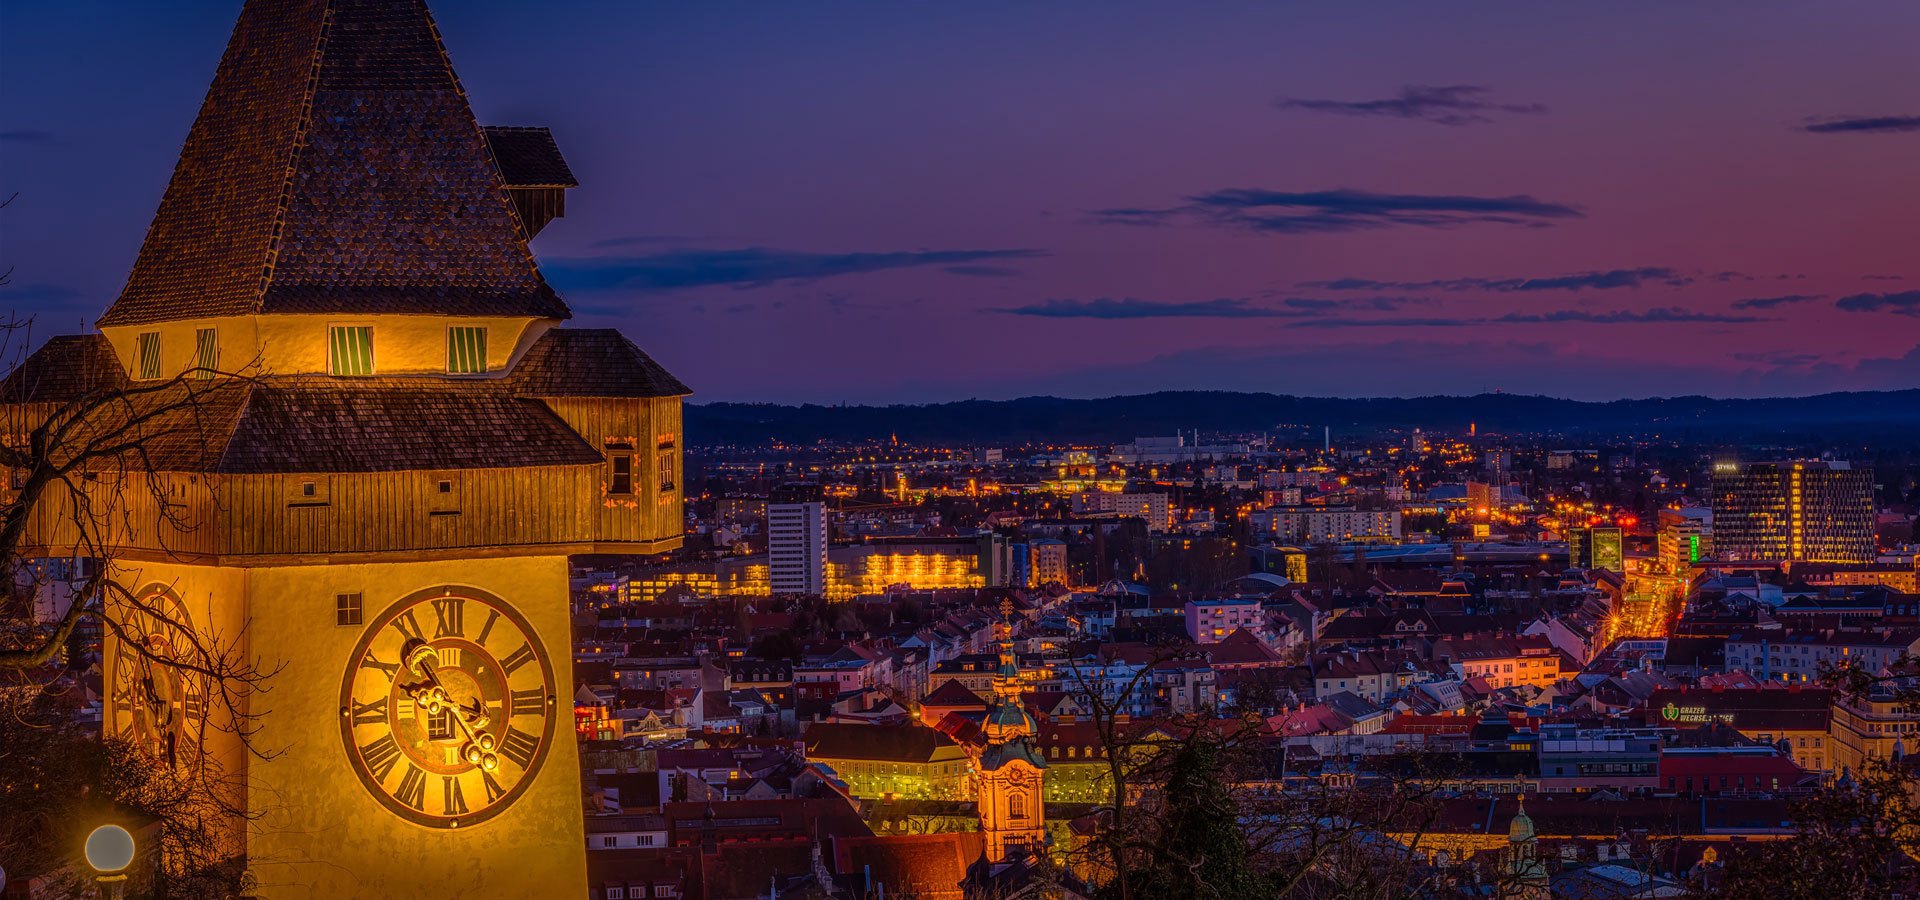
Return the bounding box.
[447,326,488,374]
[193,327,218,378]
[328,326,374,376]
[136,332,163,380]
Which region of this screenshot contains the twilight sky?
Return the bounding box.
[3,0,1919,403]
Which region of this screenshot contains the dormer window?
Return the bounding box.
[328,325,374,376]
[136,332,163,380]
[447,325,488,374]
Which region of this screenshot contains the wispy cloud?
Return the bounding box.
[1494,308,1770,324]
[1731,294,1821,310]
[1286,307,1772,329]
[1289,316,1480,329]
[1093,188,1580,235]
[546,247,1046,292]
[1300,267,1685,293]
[994,298,1313,320]
[1835,290,1920,316]
[943,264,1025,278]
[0,130,53,144]
[1800,115,1920,135]
[1274,84,1547,126]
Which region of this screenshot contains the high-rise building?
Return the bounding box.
[768,484,829,595]
[1657,508,1714,573]
[0,1,691,894]
[1030,539,1070,588]
[1712,461,1875,564]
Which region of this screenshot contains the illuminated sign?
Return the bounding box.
[1688,535,1701,563]
[1658,702,1731,724]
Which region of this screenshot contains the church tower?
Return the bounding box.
[3,1,687,897]
[976,606,1047,863]
[1503,795,1550,899]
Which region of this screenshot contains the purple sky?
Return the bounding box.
[4,1,1919,403]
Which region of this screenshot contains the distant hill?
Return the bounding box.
[684,389,1920,446]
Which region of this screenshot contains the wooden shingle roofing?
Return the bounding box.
[484,127,578,188]
[3,335,606,474]
[98,0,569,328]
[508,329,692,399]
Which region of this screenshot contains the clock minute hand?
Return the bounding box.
[401,640,502,771]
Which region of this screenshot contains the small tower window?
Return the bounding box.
[136,332,163,380]
[335,592,363,626]
[607,442,635,495]
[193,327,219,378]
[447,326,488,374]
[328,325,374,376]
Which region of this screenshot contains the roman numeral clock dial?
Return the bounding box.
[339,588,556,828]
[109,588,208,770]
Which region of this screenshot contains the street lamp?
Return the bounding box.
[84,824,135,899]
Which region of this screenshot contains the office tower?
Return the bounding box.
[1657,508,1714,573]
[769,485,829,595]
[1712,461,1875,564]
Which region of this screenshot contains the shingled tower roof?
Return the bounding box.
[97,0,570,328]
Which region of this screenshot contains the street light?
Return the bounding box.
[84,824,135,899]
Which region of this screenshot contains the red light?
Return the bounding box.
[1616,514,1639,528]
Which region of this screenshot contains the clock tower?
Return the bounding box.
[3,1,688,897]
[976,612,1048,863]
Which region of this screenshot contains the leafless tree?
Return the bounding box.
[0,295,277,893]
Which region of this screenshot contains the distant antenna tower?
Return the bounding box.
[1323,426,1331,453]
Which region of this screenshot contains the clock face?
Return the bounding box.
[338,587,557,828]
[110,589,207,769]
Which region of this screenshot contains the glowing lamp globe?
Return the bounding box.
[85,825,136,874]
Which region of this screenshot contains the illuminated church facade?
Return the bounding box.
[3,0,687,896]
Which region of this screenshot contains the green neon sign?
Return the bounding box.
[1689,535,1700,562]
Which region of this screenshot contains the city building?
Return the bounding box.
[769,484,829,595]
[1712,460,1876,564]
[1570,527,1626,573]
[1249,506,1402,544]
[1657,508,1714,574]
[0,0,690,894]
[1184,598,1265,643]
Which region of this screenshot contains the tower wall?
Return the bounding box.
[107,554,588,900]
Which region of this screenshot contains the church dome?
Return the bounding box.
[1508,796,1536,843]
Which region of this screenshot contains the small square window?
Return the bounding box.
[302,481,318,497]
[136,332,163,380]
[608,445,634,495]
[335,592,363,627]
[437,480,453,494]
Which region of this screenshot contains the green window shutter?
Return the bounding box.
[137,332,163,380]
[329,326,374,376]
[193,327,219,378]
[447,326,488,374]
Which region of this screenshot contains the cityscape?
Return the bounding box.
[3,2,1920,899]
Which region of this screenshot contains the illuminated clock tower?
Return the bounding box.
[976,614,1048,863]
[3,1,688,897]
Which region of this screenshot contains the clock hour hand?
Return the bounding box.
[399,639,501,771]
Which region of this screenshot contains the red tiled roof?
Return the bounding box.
[833,833,983,899]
